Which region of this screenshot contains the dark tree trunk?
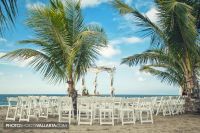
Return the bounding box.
[67,77,77,117]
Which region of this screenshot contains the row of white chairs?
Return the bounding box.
[77,96,185,125]
[5,96,185,126]
[6,96,73,123]
[154,96,185,116]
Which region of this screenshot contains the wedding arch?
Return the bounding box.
[81,66,116,96]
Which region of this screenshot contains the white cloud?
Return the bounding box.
[122,14,133,22]
[96,60,120,67]
[18,74,24,78]
[26,0,109,9]
[125,0,132,5]
[0,52,6,57]
[114,5,158,31]
[100,36,143,58]
[145,7,159,23]
[134,0,154,10]
[88,21,102,26]
[138,77,145,82]
[119,7,159,26]
[14,74,24,78]
[0,54,35,68]
[12,57,35,67]
[0,38,7,43]
[26,1,45,9]
[110,36,143,45]
[0,72,4,76]
[81,0,109,8]
[100,45,121,58]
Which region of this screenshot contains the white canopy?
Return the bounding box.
[82,66,116,96]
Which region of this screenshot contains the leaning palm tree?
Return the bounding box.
[2,0,107,97]
[182,0,200,31]
[113,0,199,94]
[0,0,18,35]
[123,48,200,94]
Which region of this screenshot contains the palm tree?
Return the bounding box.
[113,0,199,94]
[182,0,200,32]
[122,48,200,95]
[2,0,107,97]
[0,0,17,35]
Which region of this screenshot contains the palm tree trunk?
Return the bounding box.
[184,66,195,97]
[67,77,74,96]
[193,73,200,98]
[67,75,77,116]
[182,52,195,97]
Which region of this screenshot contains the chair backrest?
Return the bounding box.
[59,97,72,109]
[7,97,19,107]
[178,96,185,105]
[49,96,59,106]
[121,98,133,109]
[39,96,49,107]
[99,98,114,109]
[78,97,93,109]
[28,96,39,108]
[162,96,171,106]
[113,97,122,109]
[18,96,29,108]
[139,97,152,108]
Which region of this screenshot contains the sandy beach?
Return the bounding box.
[0,107,200,133]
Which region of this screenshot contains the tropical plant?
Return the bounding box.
[113,0,199,94]
[0,0,18,35]
[122,48,200,94]
[1,0,107,96]
[182,0,200,31]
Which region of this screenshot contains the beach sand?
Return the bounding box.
[0,106,200,133]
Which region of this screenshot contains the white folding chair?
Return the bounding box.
[19,96,30,122]
[93,97,101,122]
[28,96,40,120]
[138,98,153,124]
[162,96,172,116]
[99,99,114,126]
[39,96,49,119]
[113,97,122,123]
[175,96,185,114]
[58,97,72,124]
[150,97,157,114]
[155,96,163,115]
[120,98,136,125]
[49,96,59,116]
[6,97,19,121]
[78,97,93,125]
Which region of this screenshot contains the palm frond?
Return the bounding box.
[112,0,165,48]
[72,24,107,81]
[156,0,198,56]
[140,65,182,86]
[18,39,49,47]
[121,49,168,66]
[2,49,65,83]
[0,0,17,35]
[3,0,107,85]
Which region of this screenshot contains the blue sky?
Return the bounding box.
[0,0,179,95]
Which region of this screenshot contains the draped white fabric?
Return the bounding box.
[82,66,116,96]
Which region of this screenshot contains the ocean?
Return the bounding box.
[0,94,178,106]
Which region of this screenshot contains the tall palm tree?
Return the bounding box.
[122,48,200,95]
[0,0,17,35]
[2,0,107,96]
[182,0,200,31]
[113,0,199,94]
